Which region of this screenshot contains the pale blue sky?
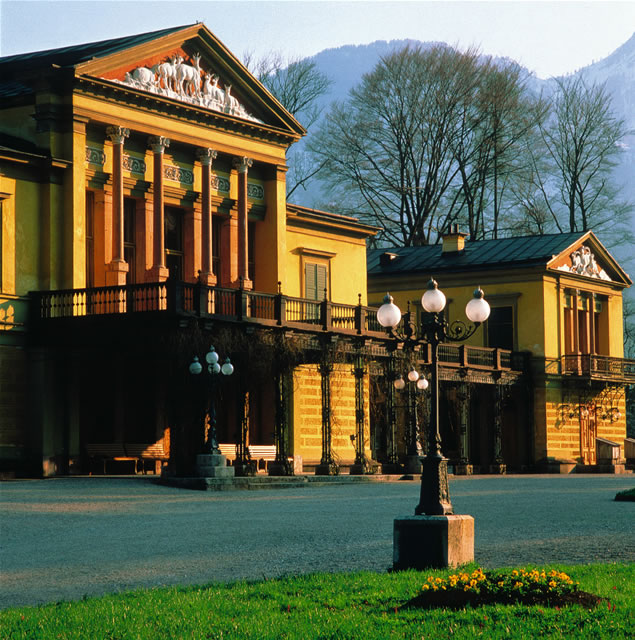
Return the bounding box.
[1,1,634,78]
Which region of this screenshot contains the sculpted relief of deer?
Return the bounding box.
[113,52,261,122]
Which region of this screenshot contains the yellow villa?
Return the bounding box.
[367,228,634,473]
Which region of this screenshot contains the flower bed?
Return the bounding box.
[404,568,607,609]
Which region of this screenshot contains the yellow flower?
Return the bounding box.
[549,581,557,588]
[427,576,434,583]
[432,585,438,591]
[422,585,429,591]
[512,570,519,577]
[435,577,443,584]
[498,581,504,588]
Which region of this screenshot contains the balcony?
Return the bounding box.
[29,280,385,337]
[561,354,635,384]
[29,281,527,375]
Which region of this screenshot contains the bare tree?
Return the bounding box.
[441,60,548,240]
[244,51,332,199]
[536,76,633,238]
[310,44,485,246]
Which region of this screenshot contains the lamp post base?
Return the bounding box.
[393,515,474,570]
[195,453,235,479]
[415,455,453,515]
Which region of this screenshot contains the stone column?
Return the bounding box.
[105,126,130,285]
[147,136,170,282]
[196,148,218,286]
[233,156,253,290]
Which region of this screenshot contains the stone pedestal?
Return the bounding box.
[454,463,473,476]
[315,461,339,476]
[488,463,506,475]
[195,453,234,479]
[393,515,474,570]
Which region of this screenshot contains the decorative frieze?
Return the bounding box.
[105,52,263,124]
[85,147,106,165]
[211,175,230,193]
[247,183,264,200]
[164,165,194,185]
[123,155,146,174]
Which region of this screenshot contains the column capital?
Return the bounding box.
[196,148,218,166]
[233,156,253,174]
[106,126,130,145]
[148,136,170,153]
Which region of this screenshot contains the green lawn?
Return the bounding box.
[1,563,633,639]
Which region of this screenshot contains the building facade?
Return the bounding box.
[367,229,634,473]
[0,24,385,477]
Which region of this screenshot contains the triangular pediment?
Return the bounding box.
[75,24,304,137]
[547,232,632,286]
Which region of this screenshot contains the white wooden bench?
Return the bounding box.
[248,445,277,471]
[125,443,169,474]
[86,443,136,474]
[86,442,168,474]
[218,444,278,471]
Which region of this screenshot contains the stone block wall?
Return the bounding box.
[292,363,371,466]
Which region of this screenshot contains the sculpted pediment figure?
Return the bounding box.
[105,50,263,123]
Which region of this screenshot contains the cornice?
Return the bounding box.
[73,76,300,150]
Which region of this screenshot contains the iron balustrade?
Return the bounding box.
[562,353,635,383]
[29,281,530,374]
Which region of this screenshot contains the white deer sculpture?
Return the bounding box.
[223,85,240,115]
[175,53,202,97]
[152,55,179,93]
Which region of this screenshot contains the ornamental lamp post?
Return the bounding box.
[189,346,235,479]
[377,278,490,569]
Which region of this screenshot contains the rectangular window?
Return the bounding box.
[123,198,136,284]
[304,262,328,301]
[85,191,94,288]
[487,306,514,350]
[165,206,183,281]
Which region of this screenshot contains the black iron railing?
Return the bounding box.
[29,281,528,373]
[562,354,635,383]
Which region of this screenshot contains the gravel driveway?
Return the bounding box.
[1,474,633,609]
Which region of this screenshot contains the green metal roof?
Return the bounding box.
[367,233,586,276]
[0,24,194,72]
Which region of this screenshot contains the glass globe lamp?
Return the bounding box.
[407,367,420,382]
[189,356,203,375]
[393,375,406,390]
[221,358,234,376]
[377,293,402,328]
[416,377,429,390]
[465,287,491,324]
[205,347,220,365]
[421,279,446,313]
